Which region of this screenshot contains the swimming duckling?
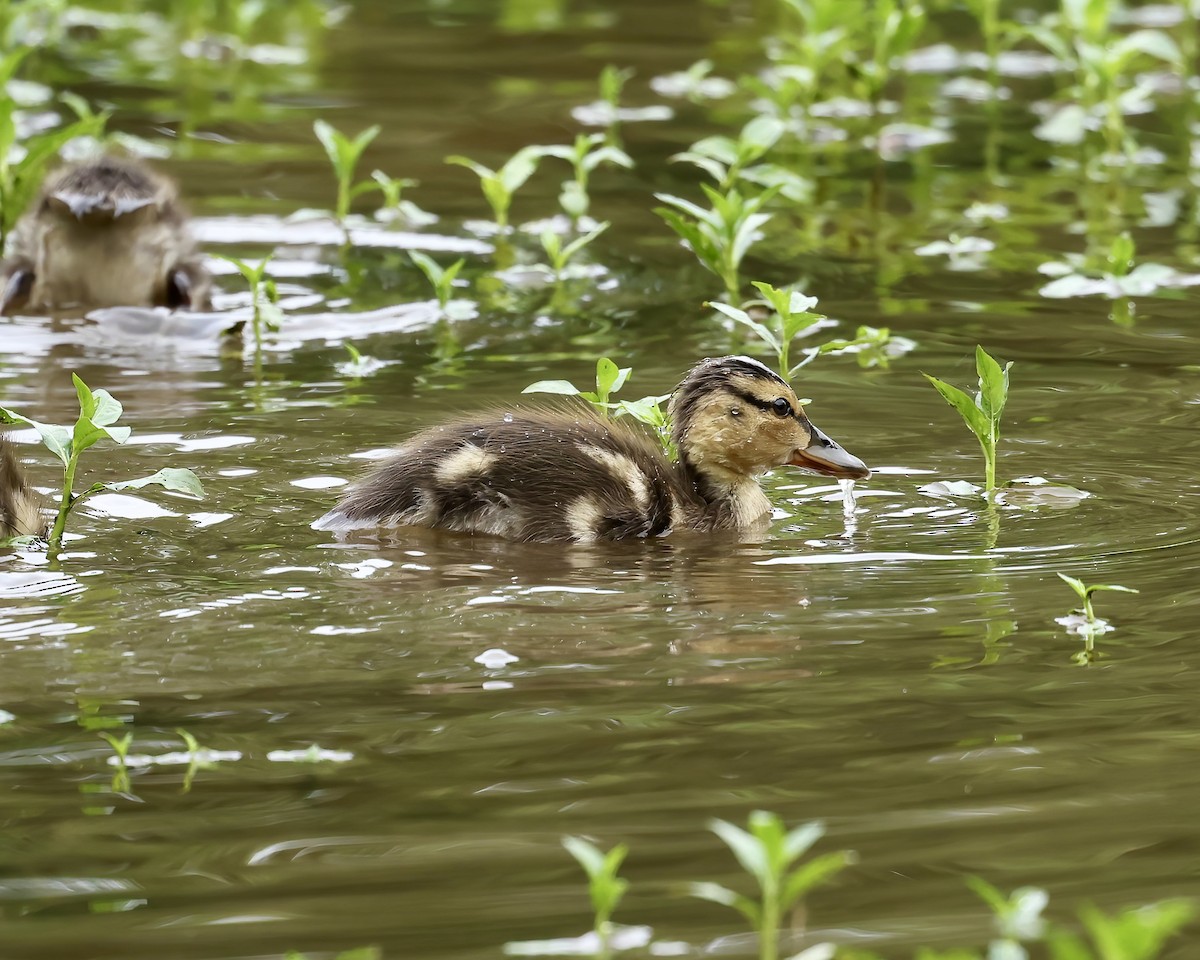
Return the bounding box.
[0,156,211,316]
[314,355,869,543]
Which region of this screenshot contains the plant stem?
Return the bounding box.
[760,880,780,960]
[48,452,80,559]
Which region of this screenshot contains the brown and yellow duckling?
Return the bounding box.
[314,355,869,542]
[1,155,211,315]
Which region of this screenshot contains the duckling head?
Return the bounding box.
[669,356,870,493]
[41,156,167,224]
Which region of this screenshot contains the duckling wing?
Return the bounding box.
[314,412,684,543]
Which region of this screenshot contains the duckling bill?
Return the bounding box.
[0,156,211,315]
[314,355,869,543]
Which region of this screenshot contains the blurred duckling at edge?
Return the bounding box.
[315,355,870,543]
[0,441,45,541]
[0,155,211,315]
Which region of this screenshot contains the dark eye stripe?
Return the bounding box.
[728,387,801,420]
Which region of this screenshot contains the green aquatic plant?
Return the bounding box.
[524,357,631,414]
[0,375,205,560]
[409,251,466,315]
[654,185,778,302]
[924,346,1011,495]
[1057,573,1139,661]
[313,119,382,223]
[100,730,134,794]
[369,169,432,225]
[540,221,609,281]
[1056,573,1139,628]
[562,837,629,960]
[1047,899,1194,960]
[542,133,632,222]
[446,146,548,231]
[523,359,673,453]
[709,282,904,378]
[861,0,927,109]
[690,812,852,960]
[709,282,828,379]
[671,115,785,192]
[969,877,1048,960]
[1029,2,1182,164]
[216,254,281,355]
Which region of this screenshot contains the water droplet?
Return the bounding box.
[502,413,514,423]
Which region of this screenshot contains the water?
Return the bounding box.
[2,1,1200,958]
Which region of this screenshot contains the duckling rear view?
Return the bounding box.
[1,156,210,315]
[315,356,869,543]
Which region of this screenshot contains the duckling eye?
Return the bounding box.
[771,397,793,418]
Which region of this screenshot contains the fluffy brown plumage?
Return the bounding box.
[1,156,210,315]
[0,439,46,540]
[314,356,870,543]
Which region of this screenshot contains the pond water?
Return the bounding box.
[2,1,1200,958]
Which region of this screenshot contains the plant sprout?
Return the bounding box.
[523,359,673,452]
[313,120,382,223]
[0,375,204,560]
[100,730,134,794]
[409,251,467,317]
[690,812,852,960]
[540,222,609,281]
[215,254,281,355]
[654,185,778,302]
[1047,899,1194,960]
[541,133,632,221]
[370,169,433,226]
[709,282,828,378]
[671,115,785,192]
[1057,572,1138,663]
[969,877,1048,959]
[524,357,631,414]
[562,837,629,960]
[924,346,1011,495]
[446,146,547,231]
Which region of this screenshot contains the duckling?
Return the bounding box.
[314,355,869,543]
[0,439,46,540]
[0,156,211,316]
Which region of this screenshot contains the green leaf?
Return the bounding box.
[1056,573,1089,602]
[522,380,580,396]
[782,820,825,863]
[688,882,762,926]
[559,222,610,263]
[708,301,780,353]
[975,346,1010,429]
[925,373,990,440]
[1085,583,1139,598]
[0,407,73,467]
[104,468,204,498]
[781,850,852,910]
[446,155,496,180]
[1078,899,1194,960]
[595,358,630,397]
[709,818,768,886]
[409,251,443,285]
[562,836,605,878]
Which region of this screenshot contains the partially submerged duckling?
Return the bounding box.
[314,355,869,542]
[0,156,211,315]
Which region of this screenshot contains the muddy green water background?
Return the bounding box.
[3,1,1200,957]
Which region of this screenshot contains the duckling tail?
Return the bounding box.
[0,439,45,540]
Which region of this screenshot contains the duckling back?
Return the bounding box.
[1,156,210,315]
[314,410,688,543]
